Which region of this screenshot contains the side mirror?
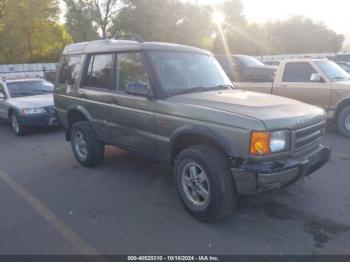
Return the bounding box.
[310,73,324,82]
[0,92,6,100]
[125,81,150,97]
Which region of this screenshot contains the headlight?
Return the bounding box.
[250,130,291,155]
[21,108,46,115]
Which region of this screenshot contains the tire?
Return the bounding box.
[70,121,105,167]
[175,145,238,222]
[9,112,27,136]
[337,106,350,138]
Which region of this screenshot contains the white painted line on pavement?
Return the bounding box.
[0,169,98,255]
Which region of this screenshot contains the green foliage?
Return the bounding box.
[111,0,213,49]
[213,4,344,55]
[64,0,99,42]
[265,16,345,54]
[0,0,72,64]
[0,0,346,64]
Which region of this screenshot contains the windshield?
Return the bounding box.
[148,51,233,95]
[316,60,350,81]
[236,55,264,67]
[7,81,53,98]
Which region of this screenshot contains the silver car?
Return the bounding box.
[0,78,59,135]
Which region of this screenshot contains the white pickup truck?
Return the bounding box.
[235,59,350,137]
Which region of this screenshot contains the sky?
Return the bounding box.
[198,0,348,35]
[243,0,348,34]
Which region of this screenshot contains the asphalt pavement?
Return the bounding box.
[0,121,349,255]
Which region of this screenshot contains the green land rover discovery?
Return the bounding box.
[54,38,331,221]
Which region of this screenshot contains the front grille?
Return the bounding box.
[293,122,326,156]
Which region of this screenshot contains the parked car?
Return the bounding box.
[235,59,350,137]
[336,61,350,74]
[54,39,331,221]
[263,60,281,66]
[334,53,350,63]
[0,78,59,135]
[216,55,277,82]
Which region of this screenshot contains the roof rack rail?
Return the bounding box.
[108,34,144,43]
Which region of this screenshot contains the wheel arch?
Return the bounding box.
[169,125,239,165]
[7,107,19,119]
[334,98,350,121]
[65,105,94,141]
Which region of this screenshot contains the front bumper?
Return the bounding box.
[232,145,331,194]
[18,113,60,127]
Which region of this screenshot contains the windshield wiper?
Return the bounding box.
[212,84,235,90]
[33,90,53,93]
[168,84,234,97]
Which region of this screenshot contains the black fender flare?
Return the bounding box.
[169,125,238,161]
[65,105,95,140]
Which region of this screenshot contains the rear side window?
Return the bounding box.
[84,54,113,89]
[115,52,149,92]
[59,55,82,84]
[282,62,317,82]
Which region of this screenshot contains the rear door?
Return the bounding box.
[78,53,115,141]
[273,62,331,109]
[106,51,156,155]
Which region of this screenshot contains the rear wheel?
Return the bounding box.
[337,106,350,138]
[70,121,105,167]
[175,145,238,222]
[10,112,27,136]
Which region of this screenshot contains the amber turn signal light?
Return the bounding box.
[250,131,271,155]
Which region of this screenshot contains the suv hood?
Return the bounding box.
[168,90,326,130]
[9,94,54,108]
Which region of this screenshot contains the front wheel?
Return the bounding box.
[337,106,350,138]
[10,112,27,136]
[175,145,238,222]
[70,121,105,167]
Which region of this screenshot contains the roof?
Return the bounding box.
[63,39,212,56]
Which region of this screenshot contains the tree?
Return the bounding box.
[212,0,258,55]
[0,0,72,63]
[91,0,123,38]
[110,0,212,48]
[64,0,99,42]
[64,0,124,40]
[265,16,344,54]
